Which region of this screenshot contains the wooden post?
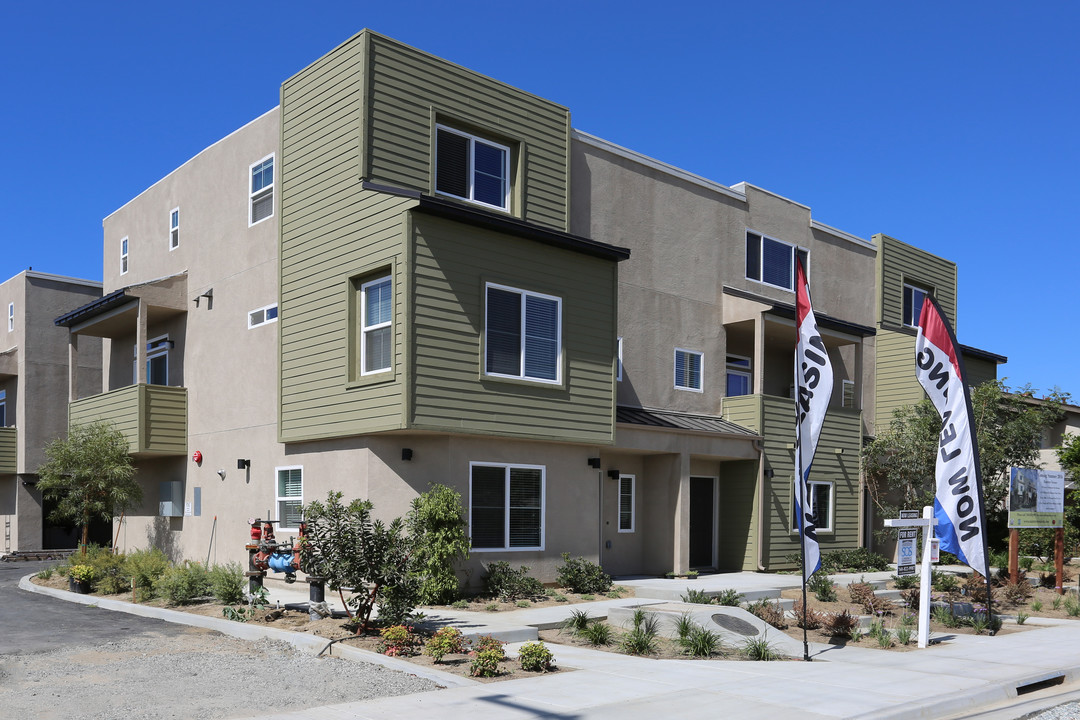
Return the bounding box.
[1009,528,1020,584]
[1056,527,1065,595]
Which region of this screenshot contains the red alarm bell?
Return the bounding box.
[192,450,203,463]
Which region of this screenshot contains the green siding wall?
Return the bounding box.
[717,459,759,571]
[409,213,617,444]
[0,427,15,474]
[364,33,570,231]
[963,354,998,389]
[69,384,187,456]
[875,329,923,433]
[724,394,860,570]
[876,234,957,329]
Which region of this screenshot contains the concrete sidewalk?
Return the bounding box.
[23,570,1080,719]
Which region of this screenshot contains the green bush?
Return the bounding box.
[87,549,129,594]
[469,648,505,677]
[124,547,170,600]
[808,573,837,602]
[822,548,890,572]
[482,561,544,601]
[891,574,918,590]
[378,625,421,657]
[714,588,743,607]
[680,625,723,657]
[154,560,210,605]
[681,588,713,604]
[407,484,470,605]
[556,553,612,594]
[68,564,94,583]
[208,562,245,605]
[518,641,554,672]
[746,599,786,628]
[424,627,468,663]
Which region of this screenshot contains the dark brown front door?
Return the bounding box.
[689,476,714,568]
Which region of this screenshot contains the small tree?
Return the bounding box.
[300,492,418,632]
[406,483,470,605]
[36,421,139,549]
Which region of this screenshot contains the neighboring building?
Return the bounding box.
[54,30,1004,580]
[0,271,102,552]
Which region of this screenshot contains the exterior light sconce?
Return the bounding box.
[607,469,621,479]
[765,468,775,479]
[402,448,413,461]
[587,457,601,469]
[194,288,213,308]
[216,469,226,480]
[237,459,250,470]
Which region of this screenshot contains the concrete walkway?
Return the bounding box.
[22,570,1080,719]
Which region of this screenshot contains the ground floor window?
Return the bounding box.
[470,462,544,550]
[793,479,833,533]
[276,466,303,531]
[618,474,635,532]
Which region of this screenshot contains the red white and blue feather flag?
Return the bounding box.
[915,294,990,579]
[794,257,833,582]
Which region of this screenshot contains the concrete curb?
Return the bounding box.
[19,573,477,688]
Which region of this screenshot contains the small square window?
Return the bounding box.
[250,155,274,226]
[903,283,929,327]
[435,125,511,210]
[248,303,279,329]
[745,231,807,292]
[674,348,703,392]
[276,466,303,530]
[169,208,180,250]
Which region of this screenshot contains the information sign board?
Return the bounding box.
[1008,467,1065,528]
[897,528,918,575]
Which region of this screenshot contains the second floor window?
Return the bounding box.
[746,231,808,292]
[726,354,751,396]
[169,208,180,249]
[361,275,392,375]
[6,303,12,332]
[485,284,560,383]
[903,283,929,327]
[120,237,129,275]
[0,389,6,426]
[435,125,511,210]
[250,155,274,225]
[674,348,703,392]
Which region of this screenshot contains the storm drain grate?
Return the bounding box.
[1016,675,1065,696]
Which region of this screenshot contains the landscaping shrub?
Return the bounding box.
[561,608,592,634]
[518,641,554,672]
[681,587,713,604]
[581,621,613,646]
[87,548,129,594]
[154,560,210,605]
[746,599,787,629]
[822,547,890,572]
[891,573,918,590]
[681,625,723,658]
[470,648,505,677]
[1002,579,1033,604]
[379,625,421,657]
[931,571,960,593]
[808,573,837,602]
[124,547,170,600]
[556,553,612,594]
[482,561,545,601]
[208,562,245,605]
[714,588,743,607]
[792,599,823,630]
[847,581,887,614]
[406,484,470,605]
[424,627,467,663]
[742,633,783,661]
[822,609,859,638]
[964,574,995,604]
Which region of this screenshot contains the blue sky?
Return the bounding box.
[1,2,1076,399]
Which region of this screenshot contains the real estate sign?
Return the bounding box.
[1007,467,1065,528]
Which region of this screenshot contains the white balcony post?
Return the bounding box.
[135,299,148,385]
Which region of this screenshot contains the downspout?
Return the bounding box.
[598,468,604,567]
[755,437,767,572]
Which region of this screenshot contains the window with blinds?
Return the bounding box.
[745,230,808,292]
[485,284,561,383]
[435,125,511,210]
[674,348,703,392]
[618,475,635,533]
[276,467,303,530]
[361,275,392,375]
[470,463,544,550]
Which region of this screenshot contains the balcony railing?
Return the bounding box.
[69,384,187,457]
[0,427,16,473]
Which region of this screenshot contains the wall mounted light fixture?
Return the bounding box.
[607,469,621,479]
[402,448,413,461]
[237,459,250,470]
[587,457,601,469]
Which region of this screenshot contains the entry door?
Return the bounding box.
[689,476,716,569]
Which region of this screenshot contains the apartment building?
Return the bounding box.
[54,30,1002,580]
[0,270,102,552]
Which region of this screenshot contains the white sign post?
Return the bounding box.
[885,506,938,648]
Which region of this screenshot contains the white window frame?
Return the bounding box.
[842,379,856,408]
[249,154,275,227]
[247,303,279,329]
[902,283,930,328]
[468,461,546,552]
[674,347,703,392]
[745,230,808,292]
[484,282,562,384]
[618,474,635,533]
[616,336,623,382]
[726,354,752,397]
[6,303,12,332]
[792,480,834,533]
[360,275,393,376]
[134,335,170,386]
[0,389,6,427]
[120,237,129,275]
[435,124,512,211]
[169,207,180,250]
[275,465,303,532]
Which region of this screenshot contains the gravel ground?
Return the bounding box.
[0,625,439,720]
[1024,703,1080,720]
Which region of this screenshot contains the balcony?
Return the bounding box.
[0,426,15,473]
[69,384,187,457]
